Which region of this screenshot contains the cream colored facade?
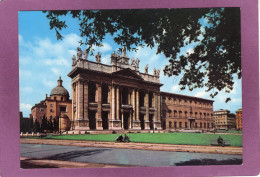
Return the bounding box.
[68,48,162,131]
[213,109,236,130]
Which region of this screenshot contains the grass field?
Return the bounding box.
[39,133,242,147]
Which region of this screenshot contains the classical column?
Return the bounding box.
[129,112,132,129]
[154,92,158,121]
[78,81,84,119]
[158,93,161,121]
[75,82,78,120]
[96,83,103,130]
[145,90,150,129]
[83,81,89,119]
[121,112,124,129]
[132,89,136,121]
[116,86,120,120]
[136,89,140,121]
[111,85,116,120]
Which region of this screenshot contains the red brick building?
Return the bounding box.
[161,92,214,130]
[30,77,72,130]
[236,108,242,130]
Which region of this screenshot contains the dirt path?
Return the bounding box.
[20,138,242,155]
[20,157,134,168]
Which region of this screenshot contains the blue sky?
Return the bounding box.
[19,11,242,117]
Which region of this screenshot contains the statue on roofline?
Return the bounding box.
[157,69,160,77]
[95,52,101,63]
[77,47,83,60]
[83,49,89,60]
[72,55,76,65]
[122,46,126,57]
[135,58,140,68]
[153,68,157,76]
[145,64,148,74]
[131,58,135,66]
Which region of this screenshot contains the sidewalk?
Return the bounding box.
[20,138,242,155]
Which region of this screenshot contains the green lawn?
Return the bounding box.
[41,133,242,147]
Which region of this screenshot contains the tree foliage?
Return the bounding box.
[43,8,241,102]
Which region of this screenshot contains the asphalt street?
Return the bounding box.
[21,143,242,166]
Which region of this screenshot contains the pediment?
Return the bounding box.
[112,68,144,81]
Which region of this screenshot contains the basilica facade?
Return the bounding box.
[68,47,214,131]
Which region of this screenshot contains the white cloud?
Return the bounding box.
[20,103,32,111]
[43,79,55,88]
[63,33,81,47]
[21,87,33,93]
[51,68,61,75]
[93,43,112,53]
[231,98,242,103]
[101,54,111,65]
[171,85,179,92]
[44,58,70,67]
[195,91,207,98]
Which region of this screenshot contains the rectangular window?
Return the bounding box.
[179,122,182,128]
[185,122,188,128]
[60,106,67,112]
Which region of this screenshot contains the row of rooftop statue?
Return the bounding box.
[72,46,160,77]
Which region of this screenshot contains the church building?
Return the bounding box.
[68,47,214,131]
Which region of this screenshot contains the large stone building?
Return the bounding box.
[213,109,236,130]
[68,47,214,131]
[30,77,72,131]
[236,108,242,130]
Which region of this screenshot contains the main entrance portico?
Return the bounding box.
[68,47,163,131]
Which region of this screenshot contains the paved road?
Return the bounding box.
[21,143,242,166]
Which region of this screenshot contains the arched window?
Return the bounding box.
[185,111,188,118]
[204,113,206,119]
[190,112,193,118]
[195,112,198,118]
[174,122,177,128]
[168,110,172,117]
[174,110,177,117]
[200,112,202,118]
[179,111,182,118]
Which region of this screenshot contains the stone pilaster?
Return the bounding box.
[75,82,78,120]
[96,83,103,130]
[116,86,120,120]
[111,85,116,120]
[132,89,136,120]
[133,89,141,130]
[78,81,84,119]
[145,91,150,130]
[83,81,89,119]
[154,92,162,130]
[136,89,139,121]
[108,85,112,129]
